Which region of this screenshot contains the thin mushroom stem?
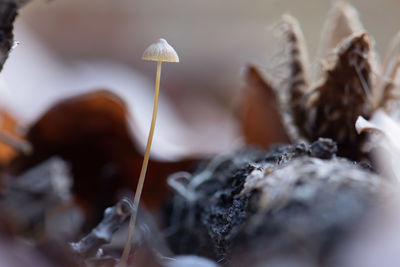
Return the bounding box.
[119,60,162,266]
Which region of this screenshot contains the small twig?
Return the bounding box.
[70,198,134,258]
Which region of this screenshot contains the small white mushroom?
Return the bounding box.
[120,38,179,266]
[142,38,179,63]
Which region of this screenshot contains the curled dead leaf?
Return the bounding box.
[8,90,195,228]
[240,65,289,147]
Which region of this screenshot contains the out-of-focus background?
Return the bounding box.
[1,0,399,158]
[17,0,400,98]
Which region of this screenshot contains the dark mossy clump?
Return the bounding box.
[162,138,380,263]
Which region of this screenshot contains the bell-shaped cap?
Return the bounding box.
[142,38,179,63]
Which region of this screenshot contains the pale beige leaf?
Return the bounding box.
[355,110,400,181]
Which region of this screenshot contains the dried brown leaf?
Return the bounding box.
[240,65,289,147]
[307,33,374,158]
[8,90,195,227]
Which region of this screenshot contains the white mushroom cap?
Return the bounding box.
[142,38,179,63]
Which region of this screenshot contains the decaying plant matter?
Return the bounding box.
[242,1,400,159]
[71,198,133,258]
[1,1,400,267]
[0,0,29,71]
[164,139,388,266]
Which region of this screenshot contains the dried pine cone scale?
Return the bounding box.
[246,2,400,160]
[307,33,374,157]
